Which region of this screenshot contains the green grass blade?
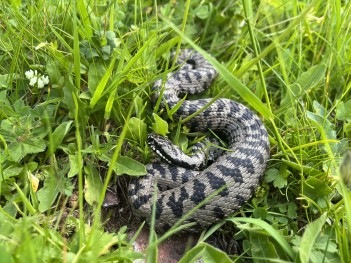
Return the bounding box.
[73,0,81,91]
[297,213,327,263]
[77,0,93,39]
[13,182,36,215]
[89,51,118,107]
[72,91,85,248]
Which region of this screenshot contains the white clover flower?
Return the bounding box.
[41,75,49,85]
[37,78,44,88]
[29,76,38,86]
[25,69,50,88]
[25,70,34,79]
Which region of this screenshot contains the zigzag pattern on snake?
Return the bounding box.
[128,49,270,232]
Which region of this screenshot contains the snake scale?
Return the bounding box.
[128,49,270,232]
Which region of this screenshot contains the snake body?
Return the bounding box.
[128,49,270,232]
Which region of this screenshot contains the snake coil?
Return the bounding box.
[128,49,270,232]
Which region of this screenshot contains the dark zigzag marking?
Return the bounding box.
[213,206,226,219]
[237,147,265,164]
[128,179,145,197]
[235,194,247,206]
[205,171,229,197]
[156,196,164,220]
[167,186,189,218]
[133,194,150,210]
[226,155,255,175]
[216,165,244,183]
[190,179,206,205]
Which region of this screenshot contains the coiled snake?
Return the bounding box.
[128,49,270,232]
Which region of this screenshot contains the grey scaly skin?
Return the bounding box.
[128,49,270,233]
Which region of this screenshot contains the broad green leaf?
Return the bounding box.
[13,99,32,116]
[0,90,10,106]
[179,242,232,263]
[37,175,61,212]
[250,232,280,260]
[298,213,327,263]
[151,113,169,136]
[264,168,280,183]
[201,243,233,263]
[2,165,23,180]
[46,61,64,88]
[48,121,73,157]
[253,207,268,220]
[264,166,288,189]
[133,94,146,119]
[281,64,326,109]
[227,217,295,259]
[113,155,146,176]
[178,133,189,152]
[68,153,81,178]
[88,63,106,95]
[85,227,120,257]
[336,99,351,121]
[302,177,332,201]
[125,117,147,144]
[295,64,326,90]
[0,105,16,117]
[2,197,17,218]
[26,162,38,172]
[8,139,46,162]
[84,165,103,206]
[287,203,298,219]
[276,217,288,224]
[195,5,210,19]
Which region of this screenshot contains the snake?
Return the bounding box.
[128,49,270,233]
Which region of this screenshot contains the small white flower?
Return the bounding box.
[29,76,38,86]
[41,75,50,85]
[25,69,50,88]
[25,70,34,79]
[37,78,44,88]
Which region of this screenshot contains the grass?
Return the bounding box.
[0,0,351,262]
